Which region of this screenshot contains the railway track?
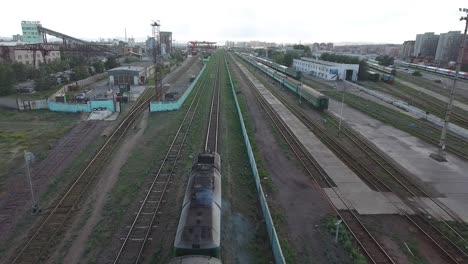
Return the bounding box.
[112,57,217,264]
[205,57,221,153]
[0,121,97,226]
[256,65,468,262]
[229,54,395,264]
[9,88,153,264]
[368,81,468,129]
[8,58,199,263]
[164,56,199,86]
[304,78,468,160]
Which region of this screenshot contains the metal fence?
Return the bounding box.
[224,58,286,264]
[150,64,207,112]
[49,99,115,112]
[16,98,49,110]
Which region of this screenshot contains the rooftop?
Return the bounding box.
[299,57,359,67]
[108,66,145,72]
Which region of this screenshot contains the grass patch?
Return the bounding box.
[0,130,106,258]
[222,52,274,262]
[322,215,367,264]
[0,109,80,191]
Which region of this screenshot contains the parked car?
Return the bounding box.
[75,92,86,100]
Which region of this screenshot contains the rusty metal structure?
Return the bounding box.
[0,25,118,68]
[188,41,217,55]
[151,20,164,101]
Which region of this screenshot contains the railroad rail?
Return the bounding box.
[229,53,395,264]
[10,88,153,264]
[252,62,468,263]
[165,56,199,86]
[368,81,468,129]
[205,57,221,153]
[112,58,214,264]
[304,78,468,160]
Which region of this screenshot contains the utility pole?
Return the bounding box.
[151,20,162,101]
[338,82,345,136]
[298,77,303,104]
[335,219,343,244]
[24,150,39,214]
[431,8,468,162]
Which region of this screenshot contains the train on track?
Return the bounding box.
[399,61,468,80]
[172,151,222,262]
[369,60,468,80]
[238,53,329,110]
[252,55,302,79]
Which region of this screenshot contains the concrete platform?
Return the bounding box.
[328,97,468,222]
[238,63,405,215]
[166,57,203,100]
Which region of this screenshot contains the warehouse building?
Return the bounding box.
[0,45,61,68]
[293,57,359,81]
[108,66,146,86]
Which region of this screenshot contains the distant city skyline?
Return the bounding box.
[1,0,467,45]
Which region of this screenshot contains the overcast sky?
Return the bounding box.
[1,0,467,45]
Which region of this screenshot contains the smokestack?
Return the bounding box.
[125,28,127,42]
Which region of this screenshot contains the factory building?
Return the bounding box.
[0,45,60,68]
[435,31,462,66]
[21,21,43,44]
[293,57,359,81]
[108,66,145,86]
[414,32,439,58]
[160,31,172,55]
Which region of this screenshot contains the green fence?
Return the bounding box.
[49,99,115,112]
[225,58,286,264]
[150,64,207,112]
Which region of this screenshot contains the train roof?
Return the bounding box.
[175,162,221,250]
[302,83,327,98]
[168,256,222,264]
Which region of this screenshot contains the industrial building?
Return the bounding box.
[293,57,359,81]
[160,31,172,55]
[414,32,439,58]
[21,21,42,44]
[108,66,146,86]
[0,45,61,68]
[435,31,462,66]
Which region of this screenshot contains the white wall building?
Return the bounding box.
[293,57,359,81]
[13,50,61,68]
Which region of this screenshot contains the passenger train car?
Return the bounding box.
[238,53,329,110]
[173,152,222,259]
[399,61,468,80]
[249,54,302,79]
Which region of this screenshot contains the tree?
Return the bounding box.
[283,52,300,67]
[34,77,56,91]
[105,56,120,70]
[375,55,394,67]
[358,60,369,81]
[256,49,266,57]
[92,61,105,74]
[412,70,422,77]
[0,64,15,95]
[71,65,90,81]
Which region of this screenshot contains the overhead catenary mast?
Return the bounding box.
[151,20,163,101]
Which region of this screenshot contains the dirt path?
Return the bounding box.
[229,59,351,263]
[59,113,149,264]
